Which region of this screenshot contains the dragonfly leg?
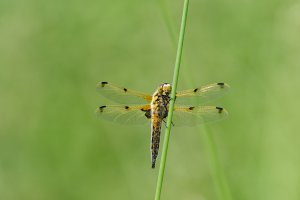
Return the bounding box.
[162,119,175,127]
[162,119,167,127]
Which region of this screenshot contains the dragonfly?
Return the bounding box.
[96,81,230,168]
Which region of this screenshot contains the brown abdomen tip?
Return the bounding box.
[152,163,156,169]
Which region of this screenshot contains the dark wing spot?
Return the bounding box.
[193,88,198,92]
[217,82,225,88]
[216,106,223,113]
[99,105,106,112]
[145,110,151,119]
[125,106,129,110]
[101,82,108,87]
[141,108,151,119]
[123,88,128,92]
[189,106,195,110]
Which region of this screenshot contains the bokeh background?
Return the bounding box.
[1,0,300,199]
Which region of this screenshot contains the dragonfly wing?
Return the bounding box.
[172,106,228,126]
[95,105,151,125]
[97,82,152,104]
[176,83,230,104]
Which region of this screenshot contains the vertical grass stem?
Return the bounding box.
[157,1,232,199]
[154,1,190,199]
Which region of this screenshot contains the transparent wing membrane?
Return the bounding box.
[97,82,152,104]
[176,83,230,104]
[96,82,230,126]
[95,105,151,125]
[172,106,228,126]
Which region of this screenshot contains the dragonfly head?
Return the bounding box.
[159,83,172,96]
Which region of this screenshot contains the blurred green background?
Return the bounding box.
[1,0,300,199]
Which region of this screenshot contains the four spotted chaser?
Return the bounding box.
[96,82,229,168]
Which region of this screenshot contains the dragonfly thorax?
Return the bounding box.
[151,83,172,119]
[159,83,172,96]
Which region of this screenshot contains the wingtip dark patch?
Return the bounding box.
[216,106,223,113]
[217,82,225,88]
[101,81,108,87]
[99,105,106,112]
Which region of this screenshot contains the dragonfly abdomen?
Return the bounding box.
[150,113,163,168]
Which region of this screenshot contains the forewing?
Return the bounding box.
[97,82,152,104]
[176,83,230,104]
[95,105,151,125]
[172,106,228,126]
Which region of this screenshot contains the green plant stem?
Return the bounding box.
[157,1,232,200]
[154,1,189,200]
